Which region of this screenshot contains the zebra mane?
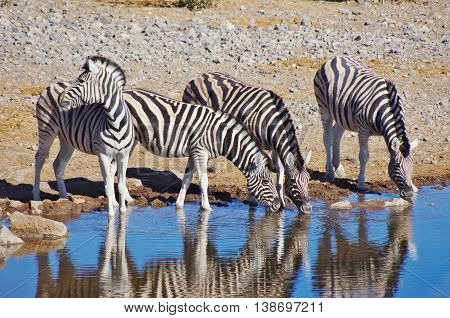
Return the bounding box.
[82,56,127,88]
[386,80,410,157]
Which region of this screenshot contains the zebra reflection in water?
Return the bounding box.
[35,208,310,298]
[312,205,416,297]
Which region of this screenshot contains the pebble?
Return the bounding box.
[0,225,24,246]
[330,200,353,210]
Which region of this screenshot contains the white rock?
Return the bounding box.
[9,200,24,209]
[330,200,353,210]
[30,200,43,215]
[127,178,143,187]
[385,198,410,208]
[0,225,24,245]
[9,212,68,239]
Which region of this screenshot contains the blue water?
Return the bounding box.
[0,186,448,298]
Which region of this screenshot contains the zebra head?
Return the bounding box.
[388,137,419,199]
[247,152,281,212]
[285,151,312,213]
[58,56,126,109]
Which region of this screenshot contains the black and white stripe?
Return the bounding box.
[182,72,311,213]
[125,88,280,211]
[314,56,418,198]
[33,84,280,212]
[33,56,135,215]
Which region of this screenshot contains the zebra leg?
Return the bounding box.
[110,159,119,207]
[116,153,130,214]
[176,157,195,210]
[193,151,212,211]
[357,131,370,191]
[322,116,334,181]
[53,138,75,199]
[332,124,346,178]
[271,151,286,207]
[99,153,116,217]
[33,134,57,201]
[110,159,134,206]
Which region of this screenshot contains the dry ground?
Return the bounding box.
[0,0,448,209]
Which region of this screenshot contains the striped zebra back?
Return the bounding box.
[313,56,408,141]
[182,72,300,158]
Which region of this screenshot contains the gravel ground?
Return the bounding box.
[0,0,448,206]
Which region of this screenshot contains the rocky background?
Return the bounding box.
[0,0,448,214]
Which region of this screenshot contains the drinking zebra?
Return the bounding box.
[314,56,418,198]
[33,56,134,216]
[34,85,280,212]
[125,89,280,212]
[182,72,312,213]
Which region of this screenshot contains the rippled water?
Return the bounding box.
[0,186,449,298]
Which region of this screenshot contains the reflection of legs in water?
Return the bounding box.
[99,212,132,297]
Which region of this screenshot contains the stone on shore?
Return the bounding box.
[30,200,44,215]
[330,200,353,210]
[151,198,167,208]
[9,212,68,240]
[385,198,410,208]
[0,225,24,245]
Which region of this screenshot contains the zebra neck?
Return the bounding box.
[378,108,408,154]
[103,90,127,130]
[217,120,259,176]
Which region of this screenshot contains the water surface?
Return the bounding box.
[0,186,449,297]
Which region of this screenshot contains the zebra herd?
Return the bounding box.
[32,55,419,216]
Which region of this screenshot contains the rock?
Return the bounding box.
[0,225,24,245]
[330,200,352,210]
[30,200,43,215]
[127,178,143,188]
[408,70,417,76]
[71,195,102,212]
[150,199,167,208]
[300,16,310,27]
[385,198,410,208]
[9,200,25,209]
[9,212,68,240]
[42,198,81,217]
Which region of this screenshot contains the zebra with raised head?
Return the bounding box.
[314,56,419,198]
[34,85,280,212]
[33,56,134,216]
[182,72,312,213]
[125,89,281,212]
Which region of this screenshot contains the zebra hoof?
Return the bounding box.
[324,172,335,182]
[356,184,368,192]
[125,195,134,204]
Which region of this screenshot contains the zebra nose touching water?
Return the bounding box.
[313,56,419,199]
[124,89,281,212]
[182,72,312,213]
[33,56,135,216]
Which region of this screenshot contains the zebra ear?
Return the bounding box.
[391,137,401,152]
[410,138,419,150]
[286,153,295,167]
[304,150,312,166]
[87,58,100,75]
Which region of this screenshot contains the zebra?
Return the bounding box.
[182,72,312,213]
[33,56,135,216]
[125,88,281,212]
[314,56,419,198]
[34,86,281,212]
